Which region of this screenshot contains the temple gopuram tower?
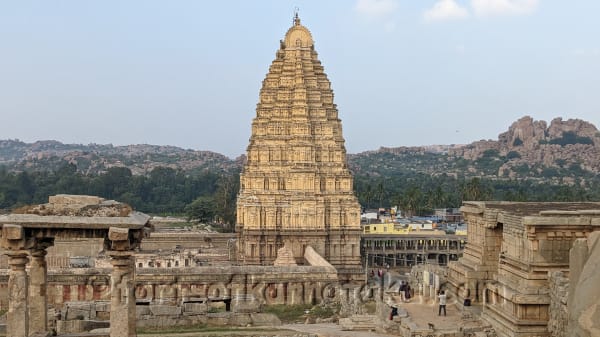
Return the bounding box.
[236,14,362,278]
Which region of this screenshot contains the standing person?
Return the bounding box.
[405,284,411,302]
[438,290,447,316]
[399,281,406,301]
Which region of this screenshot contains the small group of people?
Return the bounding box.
[399,281,411,302]
[370,268,385,278]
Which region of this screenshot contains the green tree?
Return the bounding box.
[185,196,216,223]
[214,172,240,226]
[461,177,492,201]
[427,186,447,209]
[376,181,385,207]
[400,186,422,217]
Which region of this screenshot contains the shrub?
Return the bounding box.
[482,149,500,158]
[262,304,312,323]
[547,131,593,146]
[506,151,521,160]
[513,137,523,146]
[262,304,339,323]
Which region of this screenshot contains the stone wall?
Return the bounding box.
[447,201,600,337]
[568,232,600,337]
[548,272,569,337]
[0,265,344,311]
[0,264,380,332]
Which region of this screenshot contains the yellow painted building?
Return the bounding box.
[362,222,467,236]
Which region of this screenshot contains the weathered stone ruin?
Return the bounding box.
[567,231,600,337]
[446,201,600,337]
[0,194,151,337]
[0,197,367,336]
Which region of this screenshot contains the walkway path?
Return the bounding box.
[285,323,395,337]
[388,293,487,332]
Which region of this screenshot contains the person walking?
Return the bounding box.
[438,290,447,316]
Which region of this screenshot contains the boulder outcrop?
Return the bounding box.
[452,116,600,176]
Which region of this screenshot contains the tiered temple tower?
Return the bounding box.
[236,15,362,277]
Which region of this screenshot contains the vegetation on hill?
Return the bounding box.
[0,164,240,225]
[1,114,600,221]
[1,150,598,222]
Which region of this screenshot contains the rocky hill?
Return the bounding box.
[349,116,599,188]
[1,116,598,188]
[450,116,600,178]
[0,140,242,175]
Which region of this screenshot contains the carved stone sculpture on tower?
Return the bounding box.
[236,15,362,279]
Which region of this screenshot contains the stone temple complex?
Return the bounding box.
[2,14,600,337]
[235,14,362,277]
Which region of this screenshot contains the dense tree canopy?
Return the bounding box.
[0,164,239,223]
[1,161,599,222]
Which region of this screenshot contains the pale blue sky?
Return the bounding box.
[1,1,599,158]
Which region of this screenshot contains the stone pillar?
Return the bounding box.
[7,252,30,337]
[28,248,48,336]
[109,251,136,337]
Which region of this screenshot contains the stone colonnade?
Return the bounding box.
[362,235,466,271]
[1,224,143,337]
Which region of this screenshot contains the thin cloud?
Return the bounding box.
[354,0,399,19]
[423,0,469,22]
[471,0,539,17]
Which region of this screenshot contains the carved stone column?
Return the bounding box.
[28,247,49,336]
[2,224,33,337]
[109,251,136,337]
[7,251,30,337]
[106,227,139,337]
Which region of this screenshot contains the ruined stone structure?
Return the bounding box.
[236,14,362,277]
[567,231,600,337]
[0,195,151,337]
[447,201,600,337]
[0,195,367,335]
[0,257,354,331]
[362,234,466,272]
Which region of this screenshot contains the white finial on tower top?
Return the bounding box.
[294,7,300,25]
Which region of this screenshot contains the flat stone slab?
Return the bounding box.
[0,212,150,229]
[149,304,182,316]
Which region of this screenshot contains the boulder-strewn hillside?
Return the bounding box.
[1,116,598,189]
[0,140,242,175]
[450,116,600,179]
[1,116,598,213]
[350,116,599,187]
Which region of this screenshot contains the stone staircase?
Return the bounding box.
[339,314,378,331]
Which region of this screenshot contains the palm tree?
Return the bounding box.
[376,181,385,207]
[462,177,491,201]
[402,186,422,217]
[427,186,448,209]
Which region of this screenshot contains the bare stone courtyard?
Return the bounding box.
[389,294,464,330]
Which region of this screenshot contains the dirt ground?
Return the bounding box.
[137,323,396,337]
[285,323,396,337]
[389,293,466,330]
